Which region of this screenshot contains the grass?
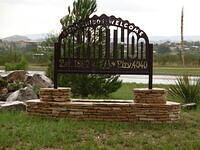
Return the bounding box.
[0,109,200,150]
[27,64,47,71]
[0,81,199,149]
[154,67,200,75]
[0,65,47,71]
[1,65,200,75]
[108,83,170,100]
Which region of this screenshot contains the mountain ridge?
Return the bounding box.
[2,35,30,42]
[1,34,200,43]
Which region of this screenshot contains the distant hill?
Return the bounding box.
[3,35,30,42]
[2,34,47,42]
[2,34,200,43]
[25,33,48,41]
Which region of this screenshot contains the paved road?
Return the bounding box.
[0,70,45,76]
[119,75,178,85]
[1,70,199,85]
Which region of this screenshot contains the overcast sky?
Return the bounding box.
[0,0,199,38]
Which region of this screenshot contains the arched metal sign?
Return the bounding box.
[54,14,153,89]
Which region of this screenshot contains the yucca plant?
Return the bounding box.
[168,75,200,103]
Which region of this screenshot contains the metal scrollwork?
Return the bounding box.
[54,14,153,89]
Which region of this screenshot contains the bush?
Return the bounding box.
[168,75,200,103]
[7,82,25,92]
[5,57,28,71]
[58,74,122,98]
[32,85,40,97]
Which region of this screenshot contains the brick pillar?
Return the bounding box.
[40,88,71,102]
[133,88,167,104]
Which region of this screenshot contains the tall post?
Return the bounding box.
[180,7,185,67]
[54,42,59,89]
[148,44,153,89]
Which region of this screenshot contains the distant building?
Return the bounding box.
[17,40,39,50]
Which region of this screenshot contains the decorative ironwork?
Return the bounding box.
[54,14,153,89]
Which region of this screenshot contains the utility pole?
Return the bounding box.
[180,7,185,67]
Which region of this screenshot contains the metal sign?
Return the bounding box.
[54,14,153,89]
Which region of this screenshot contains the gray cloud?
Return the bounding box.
[1,0,67,7]
[97,0,157,13]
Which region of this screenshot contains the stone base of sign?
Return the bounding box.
[26,88,181,123]
[40,88,71,102]
[134,88,167,104]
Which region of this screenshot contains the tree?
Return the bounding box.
[60,0,97,30]
[156,43,171,54]
[46,0,122,98]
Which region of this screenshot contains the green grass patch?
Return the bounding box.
[1,65,200,75]
[0,109,200,150]
[108,83,170,100]
[154,67,200,75]
[27,65,47,71]
[0,65,47,71]
[1,66,200,75]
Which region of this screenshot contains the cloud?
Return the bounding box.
[0,0,68,7]
[0,0,200,37]
[97,0,157,14]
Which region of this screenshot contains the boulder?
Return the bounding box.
[6,87,38,102]
[0,88,8,95]
[182,103,197,110]
[0,75,8,89]
[0,101,5,105]
[26,74,53,88]
[0,101,26,112]
[0,88,9,101]
[4,70,28,82]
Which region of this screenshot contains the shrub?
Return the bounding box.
[168,75,200,103]
[5,63,16,71]
[7,82,24,92]
[16,57,28,70]
[32,85,40,97]
[58,74,122,98]
[5,57,28,71]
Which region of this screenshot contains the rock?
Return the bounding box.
[0,93,11,101]
[0,101,5,105]
[4,70,28,83]
[0,75,2,81]
[0,88,8,95]
[182,103,197,110]
[26,74,53,88]
[0,101,26,112]
[6,87,38,102]
[0,75,8,89]
[0,88,9,101]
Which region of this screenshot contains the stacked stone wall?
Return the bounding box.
[26,88,181,123]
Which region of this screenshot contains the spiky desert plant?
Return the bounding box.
[168,75,200,103]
